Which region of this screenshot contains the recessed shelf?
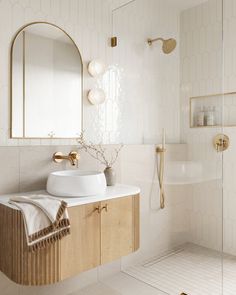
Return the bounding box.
[190,92,236,128]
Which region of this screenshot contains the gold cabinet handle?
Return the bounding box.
[94,206,101,213]
[101,204,108,212]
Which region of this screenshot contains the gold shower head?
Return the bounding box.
[147,37,177,54]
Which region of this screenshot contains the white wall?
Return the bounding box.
[110,0,180,144]
[179,0,236,254]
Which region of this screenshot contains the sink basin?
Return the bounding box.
[47,170,107,197]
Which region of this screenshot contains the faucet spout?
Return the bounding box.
[53,151,80,166]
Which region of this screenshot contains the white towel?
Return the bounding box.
[9,195,70,251]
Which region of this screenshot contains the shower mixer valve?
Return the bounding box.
[213,134,229,152]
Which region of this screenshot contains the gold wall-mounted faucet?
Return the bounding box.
[53,151,80,166]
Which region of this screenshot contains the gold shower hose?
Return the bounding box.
[156,146,166,209]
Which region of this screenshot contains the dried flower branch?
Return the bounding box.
[77,132,123,168]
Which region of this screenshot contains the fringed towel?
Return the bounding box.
[9,195,70,251]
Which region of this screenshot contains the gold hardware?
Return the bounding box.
[94,204,108,214]
[101,204,108,212]
[147,37,164,46]
[156,146,166,209]
[213,134,229,152]
[147,37,176,54]
[94,206,101,214]
[111,36,117,47]
[53,151,80,166]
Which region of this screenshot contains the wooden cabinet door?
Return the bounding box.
[100,196,138,264]
[60,202,101,280]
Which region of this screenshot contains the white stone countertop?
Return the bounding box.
[0,184,140,210]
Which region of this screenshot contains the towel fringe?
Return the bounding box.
[29,218,70,242]
[54,201,68,228]
[29,228,71,252]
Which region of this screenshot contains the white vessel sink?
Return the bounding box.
[47,170,107,197]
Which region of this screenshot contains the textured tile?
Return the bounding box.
[0,147,20,194]
[124,243,224,295]
[70,282,121,295]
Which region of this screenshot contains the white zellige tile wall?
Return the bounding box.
[222,0,236,256]
[180,0,236,257]
[180,0,224,252]
[112,0,180,144]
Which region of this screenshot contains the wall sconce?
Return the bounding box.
[87,89,106,105]
[88,60,106,77]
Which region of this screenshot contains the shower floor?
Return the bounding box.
[124,243,236,295]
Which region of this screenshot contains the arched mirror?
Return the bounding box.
[11,22,83,139]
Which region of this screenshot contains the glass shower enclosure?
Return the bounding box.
[109,0,236,294]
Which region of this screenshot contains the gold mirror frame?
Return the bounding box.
[10,21,83,139]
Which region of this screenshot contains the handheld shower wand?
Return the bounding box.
[156,129,166,209]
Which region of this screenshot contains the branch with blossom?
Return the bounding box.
[77,132,123,168]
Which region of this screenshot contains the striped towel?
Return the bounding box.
[9,195,70,251]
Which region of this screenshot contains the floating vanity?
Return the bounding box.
[0,184,140,286]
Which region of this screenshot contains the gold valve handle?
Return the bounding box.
[213,134,229,152]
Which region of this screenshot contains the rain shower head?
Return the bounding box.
[147,37,177,54]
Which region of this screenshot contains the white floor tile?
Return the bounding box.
[101,272,166,295]
[124,243,229,295]
[69,282,121,295]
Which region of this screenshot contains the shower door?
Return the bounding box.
[222,0,236,294]
[111,0,225,294]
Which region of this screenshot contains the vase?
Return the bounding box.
[104,166,116,186]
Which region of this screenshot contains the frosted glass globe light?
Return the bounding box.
[88,60,106,77]
[87,89,106,105]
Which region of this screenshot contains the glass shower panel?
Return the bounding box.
[111,0,224,294]
[222,0,236,294]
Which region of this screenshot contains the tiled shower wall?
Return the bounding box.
[180,0,236,255]
[180,0,224,252]
[112,0,180,144]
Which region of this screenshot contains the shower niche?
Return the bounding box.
[190,92,236,128]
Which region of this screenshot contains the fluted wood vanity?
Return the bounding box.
[0,185,140,286]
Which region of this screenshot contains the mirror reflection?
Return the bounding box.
[11,22,83,138]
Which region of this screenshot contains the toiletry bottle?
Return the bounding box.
[206,106,214,126]
[212,106,217,125]
[197,106,205,126]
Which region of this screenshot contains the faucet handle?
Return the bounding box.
[69,151,80,161]
[69,151,80,166]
